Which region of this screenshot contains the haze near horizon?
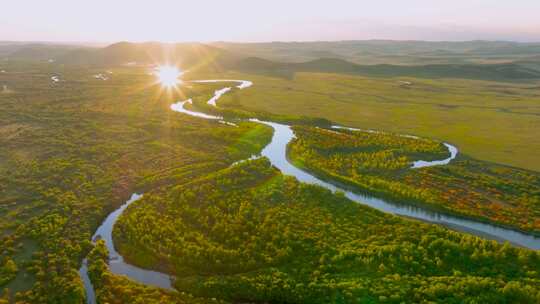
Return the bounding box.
[2,0,540,43]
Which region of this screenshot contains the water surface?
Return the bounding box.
[80,78,540,304]
[80,194,172,304]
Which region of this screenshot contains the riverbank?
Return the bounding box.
[80,77,540,303]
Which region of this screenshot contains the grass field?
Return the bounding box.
[114,158,540,303]
[288,126,540,233]
[0,63,273,302]
[214,40,540,66]
[214,72,540,171]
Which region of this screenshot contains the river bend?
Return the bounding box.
[80,79,540,304]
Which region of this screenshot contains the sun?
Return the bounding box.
[155,65,182,88]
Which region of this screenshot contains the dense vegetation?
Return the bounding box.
[86,240,224,304]
[216,71,540,171]
[5,42,540,170]
[115,158,540,304]
[288,126,540,233]
[1,42,539,303]
[0,63,271,302]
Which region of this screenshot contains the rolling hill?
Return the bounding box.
[0,43,84,59]
[57,42,240,70]
[3,41,540,81]
[214,40,540,66]
[232,56,540,81]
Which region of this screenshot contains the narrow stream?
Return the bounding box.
[79,194,172,304]
[79,79,540,304]
[330,125,459,168]
[251,119,540,250]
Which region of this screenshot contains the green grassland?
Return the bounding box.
[288,126,540,234]
[214,40,540,65]
[86,240,225,304]
[1,40,540,303]
[214,71,540,171]
[114,158,540,304]
[0,62,272,302]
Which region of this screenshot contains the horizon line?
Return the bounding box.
[2,38,540,46]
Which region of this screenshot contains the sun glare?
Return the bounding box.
[155,65,182,87]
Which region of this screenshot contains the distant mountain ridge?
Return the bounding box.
[0,43,82,58]
[234,56,540,81]
[0,41,240,71]
[2,41,540,81]
[215,40,540,57]
[58,42,241,69]
[214,40,540,66]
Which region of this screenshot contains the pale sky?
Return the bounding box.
[2,0,540,42]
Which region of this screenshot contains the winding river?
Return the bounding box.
[80,79,540,304]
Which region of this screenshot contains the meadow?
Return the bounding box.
[215,71,540,171]
[86,241,223,304]
[1,42,539,303]
[214,40,540,66]
[288,126,540,234]
[113,158,540,303]
[0,62,271,302]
